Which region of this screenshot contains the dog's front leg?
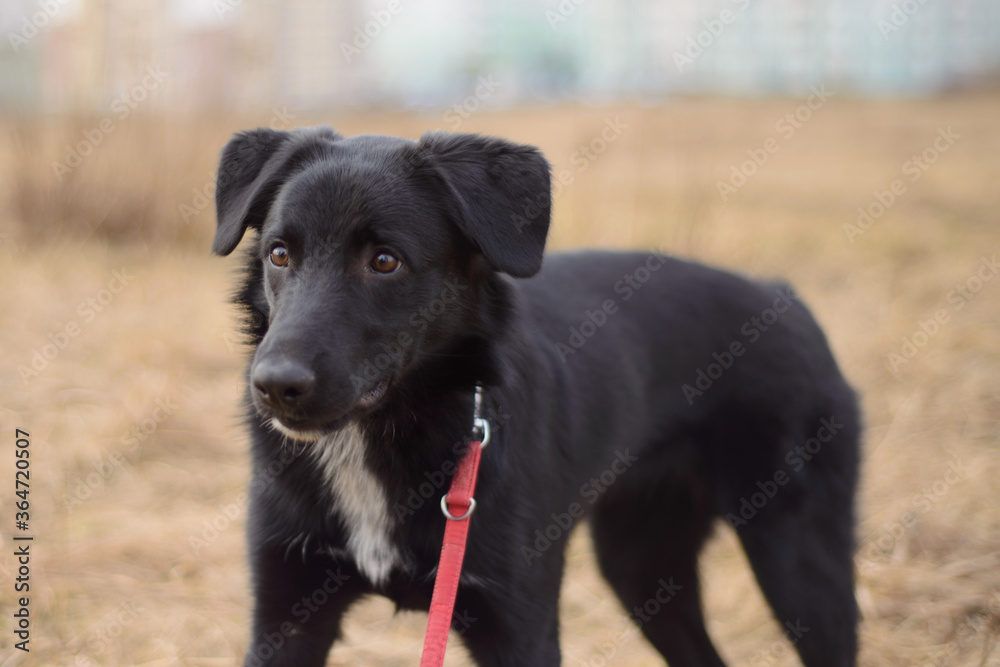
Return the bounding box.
[243,542,364,667]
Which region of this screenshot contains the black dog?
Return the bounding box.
[213,126,860,666]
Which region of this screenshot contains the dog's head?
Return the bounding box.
[213,127,551,441]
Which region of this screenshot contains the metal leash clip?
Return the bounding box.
[439,384,490,521]
[470,383,491,449]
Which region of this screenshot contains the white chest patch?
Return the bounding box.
[310,425,400,586]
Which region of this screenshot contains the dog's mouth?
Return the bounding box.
[356,376,390,410]
[268,417,329,443]
[266,375,392,442]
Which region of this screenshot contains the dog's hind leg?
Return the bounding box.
[731,428,859,667]
[589,480,726,667]
[734,507,858,665]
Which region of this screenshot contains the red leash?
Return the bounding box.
[420,385,490,667]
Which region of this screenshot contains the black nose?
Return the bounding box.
[252,359,316,410]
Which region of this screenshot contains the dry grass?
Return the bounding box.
[1,91,999,665]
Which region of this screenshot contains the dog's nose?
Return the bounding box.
[252,359,316,409]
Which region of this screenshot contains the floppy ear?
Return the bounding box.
[419,132,551,278]
[213,126,342,255]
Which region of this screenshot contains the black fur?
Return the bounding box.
[213,126,860,666]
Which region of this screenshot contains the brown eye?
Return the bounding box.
[269,244,289,268]
[371,252,401,274]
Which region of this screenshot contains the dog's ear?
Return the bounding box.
[419,132,551,278]
[213,126,341,255]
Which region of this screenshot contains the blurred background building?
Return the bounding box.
[1,0,999,113]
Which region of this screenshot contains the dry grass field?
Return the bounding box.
[1,91,999,665]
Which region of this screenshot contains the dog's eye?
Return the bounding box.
[269,244,289,268]
[371,252,401,274]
